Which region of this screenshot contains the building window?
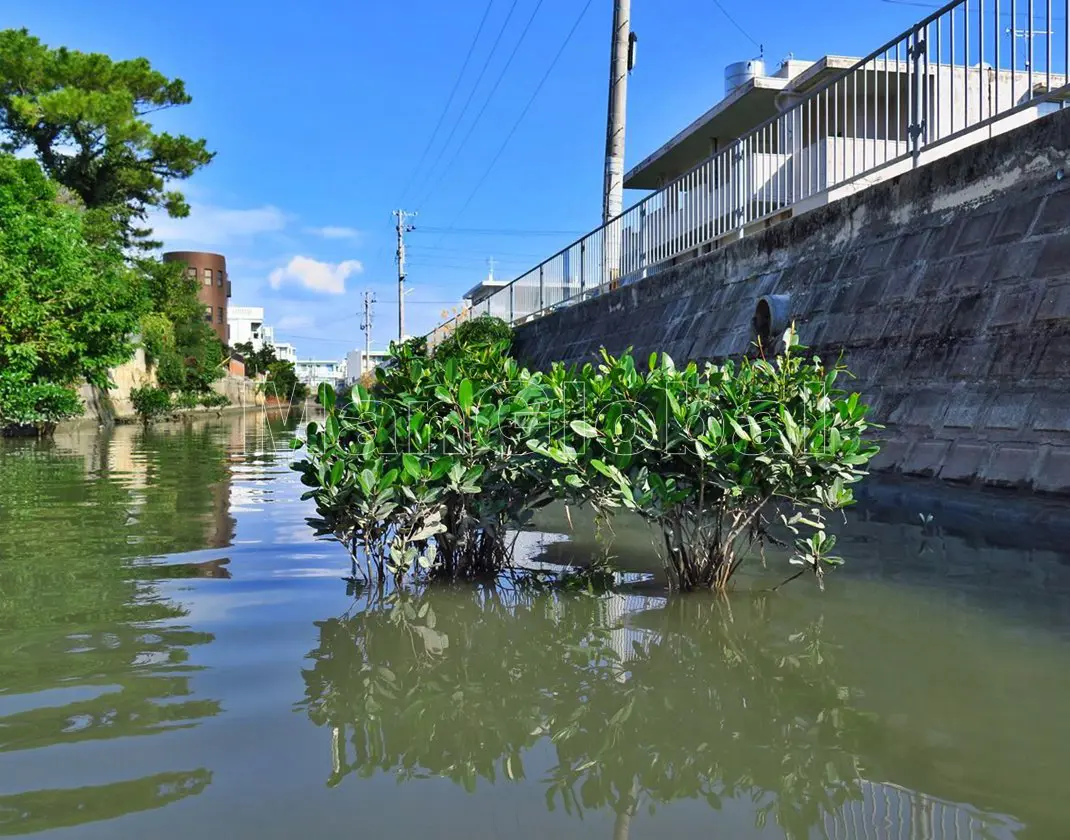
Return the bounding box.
[217,269,225,287]
[204,305,213,323]
[187,267,197,281]
[217,306,224,324]
[203,268,212,285]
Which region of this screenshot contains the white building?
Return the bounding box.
[228,307,275,351]
[620,54,1067,264]
[274,342,297,364]
[345,349,391,383]
[294,359,347,391]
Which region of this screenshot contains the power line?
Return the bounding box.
[439,0,595,233]
[416,225,584,236]
[711,0,762,52]
[408,0,522,208]
[415,0,548,211]
[408,244,546,258]
[398,0,496,205]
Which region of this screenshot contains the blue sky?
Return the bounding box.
[5,0,935,359]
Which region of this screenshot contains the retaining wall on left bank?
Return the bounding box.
[65,351,264,428]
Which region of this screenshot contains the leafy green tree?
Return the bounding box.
[264,360,309,403]
[0,28,214,250]
[0,154,144,427]
[233,341,278,378]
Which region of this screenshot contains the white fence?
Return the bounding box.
[429,0,1070,345]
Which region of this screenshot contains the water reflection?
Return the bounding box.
[0,771,212,836]
[300,588,1021,839]
[0,417,272,834]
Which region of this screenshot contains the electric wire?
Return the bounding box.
[398,0,497,205]
[414,0,548,211]
[711,0,762,51]
[406,0,522,208]
[437,0,595,235]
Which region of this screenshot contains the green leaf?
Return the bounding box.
[728,417,751,442]
[458,378,474,413]
[569,420,599,438]
[402,453,421,478]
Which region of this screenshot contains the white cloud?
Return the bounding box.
[276,314,315,330]
[307,225,360,240]
[150,203,287,247]
[268,256,362,295]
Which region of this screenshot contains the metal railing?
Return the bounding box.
[428,0,1070,346]
[823,781,1023,840]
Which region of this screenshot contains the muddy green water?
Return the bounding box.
[1,412,1069,839]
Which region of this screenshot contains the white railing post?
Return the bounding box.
[639,204,647,270]
[732,139,745,233]
[579,240,586,296]
[909,25,926,166]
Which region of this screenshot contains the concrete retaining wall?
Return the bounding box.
[67,353,264,428]
[514,108,1070,495]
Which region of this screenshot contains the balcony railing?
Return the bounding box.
[428,0,1070,346]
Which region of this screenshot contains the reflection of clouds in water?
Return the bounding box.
[181,588,305,624]
[271,567,348,579]
[274,524,335,546]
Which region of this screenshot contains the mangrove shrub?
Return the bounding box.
[531,329,879,590]
[294,329,878,592]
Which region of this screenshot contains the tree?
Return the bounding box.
[0,28,213,249]
[232,341,277,378]
[264,360,308,403]
[0,154,144,428]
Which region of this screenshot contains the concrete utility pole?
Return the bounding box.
[393,209,416,342]
[360,289,376,375]
[602,0,633,225]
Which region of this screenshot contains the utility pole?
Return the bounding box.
[602,0,633,225]
[360,289,376,376]
[393,209,416,343]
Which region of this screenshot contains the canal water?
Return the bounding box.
[1,411,1069,839]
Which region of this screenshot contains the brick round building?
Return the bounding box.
[162,251,231,343]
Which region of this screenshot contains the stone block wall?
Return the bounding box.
[513,108,1070,495]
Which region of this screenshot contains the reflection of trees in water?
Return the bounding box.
[0,427,234,834]
[0,769,211,837]
[300,588,1022,840]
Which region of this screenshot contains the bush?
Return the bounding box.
[0,370,83,427]
[173,391,201,410]
[130,385,173,423]
[198,391,229,408]
[263,360,309,403]
[530,328,879,591]
[294,329,878,592]
[434,315,512,361]
[296,339,555,583]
